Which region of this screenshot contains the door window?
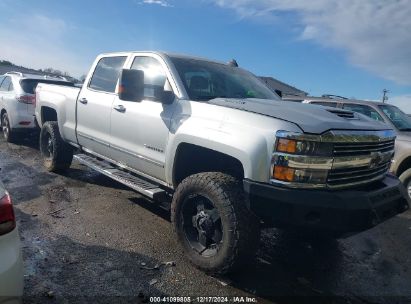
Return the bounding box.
[131,56,167,99]
[88,56,127,93]
[378,104,411,130]
[0,77,11,92]
[343,104,384,121]
[8,81,13,91]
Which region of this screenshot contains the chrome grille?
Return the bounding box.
[328,139,395,187]
[327,162,391,187]
[333,140,395,156]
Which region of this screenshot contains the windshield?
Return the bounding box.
[379,104,411,131]
[170,57,280,101]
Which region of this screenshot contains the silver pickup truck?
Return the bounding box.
[35,51,409,274]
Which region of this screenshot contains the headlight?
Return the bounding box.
[271,131,333,187]
[276,138,333,156]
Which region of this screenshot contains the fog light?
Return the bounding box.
[273,166,295,182]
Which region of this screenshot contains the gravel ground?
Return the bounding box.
[1,136,411,304]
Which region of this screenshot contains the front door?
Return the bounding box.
[109,55,176,182]
[76,55,127,156]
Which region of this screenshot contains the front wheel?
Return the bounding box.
[171,172,260,275]
[40,121,73,172]
[399,168,411,200]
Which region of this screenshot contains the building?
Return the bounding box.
[259,76,308,100]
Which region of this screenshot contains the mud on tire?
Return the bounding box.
[171,172,260,275]
[40,121,73,172]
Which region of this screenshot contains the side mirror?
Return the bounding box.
[274,89,283,98]
[152,86,175,104]
[118,69,144,102]
[162,90,175,104]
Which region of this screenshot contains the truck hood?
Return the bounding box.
[208,98,391,134]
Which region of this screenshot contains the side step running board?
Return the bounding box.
[73,154,167,201]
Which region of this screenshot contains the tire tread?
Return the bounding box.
[171,172,260,275]
[40,121,73,172]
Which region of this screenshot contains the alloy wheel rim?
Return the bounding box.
[41,133,53,159]
[181,194,223,257]
[47,137,53,156]
[2,117,9,139]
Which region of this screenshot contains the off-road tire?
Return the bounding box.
[399,168,411,201]
[40,121,73,172]
[1,112,18,143]
[171,172,260,275]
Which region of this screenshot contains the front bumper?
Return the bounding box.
[244,174,410,235]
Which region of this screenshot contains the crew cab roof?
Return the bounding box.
[97,51,228,65]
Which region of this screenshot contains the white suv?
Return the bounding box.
[0,72,73,142]
[0,180,23,303]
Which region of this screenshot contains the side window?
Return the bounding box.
[131,57,167,99]
[343,104,384,121]
[311,102,338,108]
[0,76,5,88]
[0,77,11,92]
[8,81,14,91]
[89,56,127,93]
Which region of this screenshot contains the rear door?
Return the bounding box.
[76,55,127,156]
[0,77,19,126]
[0,76,5,110]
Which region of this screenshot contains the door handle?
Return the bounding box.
[79,98,88,104]
[114,105,126,113]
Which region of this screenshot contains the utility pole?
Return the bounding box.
[382,89,389,103]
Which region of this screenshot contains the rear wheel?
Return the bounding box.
[40,121,73,172]
[171,172,260,275]
[1,112,17,143]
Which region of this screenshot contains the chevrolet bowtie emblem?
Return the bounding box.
[370,151,383,168]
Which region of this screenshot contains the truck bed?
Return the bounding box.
[35,83,81,145]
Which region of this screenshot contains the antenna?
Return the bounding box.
[228,59,238,67]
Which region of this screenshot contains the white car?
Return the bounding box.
[0,72,73,142]
[0,180,23,303]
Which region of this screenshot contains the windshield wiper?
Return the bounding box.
[193,95,228,101]
[398,128,411,131]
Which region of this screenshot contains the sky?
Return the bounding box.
[0,0,410,111]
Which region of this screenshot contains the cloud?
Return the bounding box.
[140,0,173,7]
[389,94,411,113]
[0,14,88,77]
[213,0,411,86]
